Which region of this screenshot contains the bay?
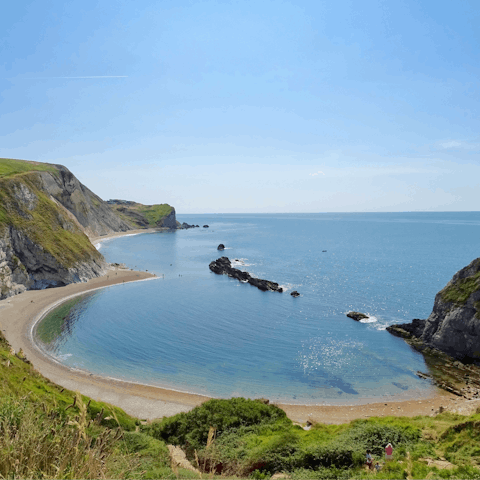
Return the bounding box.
[42,212,480,404]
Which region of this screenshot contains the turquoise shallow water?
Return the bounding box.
[40,213,480,404]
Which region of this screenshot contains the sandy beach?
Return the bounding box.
[1,229,478,424]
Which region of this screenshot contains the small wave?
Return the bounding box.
[359,315,378,324]
[56,353,73,361]
[231,258,254,267]
[95,243,102,250]
[279,283,295,292]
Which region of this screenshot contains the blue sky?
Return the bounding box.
[1,0,479,213]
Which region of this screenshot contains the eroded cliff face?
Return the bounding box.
[0,168,108,299]
[388,257,480,362]
[38,166,133,238]
[156,208,177,228]
[0,159,180,300]
[422,258,480,360]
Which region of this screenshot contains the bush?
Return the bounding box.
[342,420,421,458]
[146,397,288,450]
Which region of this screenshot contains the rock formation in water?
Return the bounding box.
[346,311,368,321]
[180,222,199,229]
[387,257,480,363]
[0,159,178,299]
[209,257,283,293]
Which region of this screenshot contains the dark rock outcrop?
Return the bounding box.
[180,222,198,229]
[203,225,209,228]
[346,311,368,321]
[387,319,426,339]
[387,257,480,363]
[217,244,225,250]
[291,291,300,297]
[209,257,283,293]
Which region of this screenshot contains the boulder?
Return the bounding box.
[217,244,225,250]
[203,225,209,228]
[291,291,300,297]
[346,311,368,321]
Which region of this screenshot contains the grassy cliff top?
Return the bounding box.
[108,201,173,228]
[0,158,58,178]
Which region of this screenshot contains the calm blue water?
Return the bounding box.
[42,213,480,404]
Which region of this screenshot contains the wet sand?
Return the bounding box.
[1,230,478,423]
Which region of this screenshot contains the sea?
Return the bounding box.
[39,212,480,405]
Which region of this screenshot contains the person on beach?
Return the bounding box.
[366,449,374,470]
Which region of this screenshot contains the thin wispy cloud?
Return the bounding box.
[439,140,480,150]
[17,76,128,80]
[309,170,325,177]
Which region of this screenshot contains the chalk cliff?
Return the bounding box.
[388,257,480,363]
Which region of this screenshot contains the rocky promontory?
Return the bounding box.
[209,257,283,293]
[387,257,480,363]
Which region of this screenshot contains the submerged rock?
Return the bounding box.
[209,257,283,293]
[346,311,368,321]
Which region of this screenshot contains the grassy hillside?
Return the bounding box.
[0,158,58,178]
[0,330,189,479]
[108,200,174,228]
[137,204,173,226]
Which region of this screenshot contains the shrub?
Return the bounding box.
[146,397,288,450]
[342,420,421,458]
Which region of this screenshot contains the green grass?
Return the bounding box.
[136,203,173,226]
[442,271,480,306]
[441,265,480,319]
[35,295,86,344]
[0,158,58,178]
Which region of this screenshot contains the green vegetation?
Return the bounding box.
[36,295,86,344]
[442,271,480,306]
[441,263,480,319]
[146,397,287,453]
[109,201,173,228]
[137,203,173,226]
[0,171,100,268]
[0,158,58,178]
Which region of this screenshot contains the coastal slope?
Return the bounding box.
[0,158,178,299]
[0,160,110,299]
[388,257,480,362]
